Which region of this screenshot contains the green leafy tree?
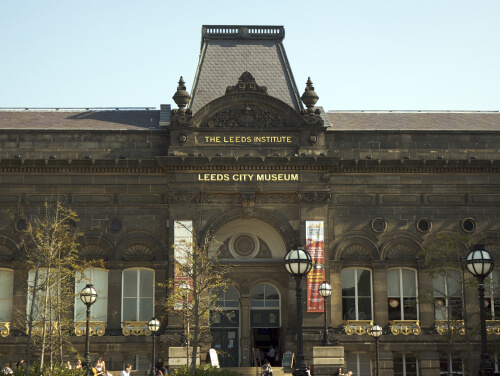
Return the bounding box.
[19,201,88,375]
[160,223,234,375]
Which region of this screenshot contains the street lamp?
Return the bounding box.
[80,284,98,376]
[369,324,382,376]
[148,317,160,376]
[318,281,332,346]
[285,247,313,376]
[466,245,494,376]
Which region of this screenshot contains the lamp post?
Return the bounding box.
[466,245,494,376]
[285,247,313,376]
[318,281,332,346]
[148,317,160,376]
[80,284,98,376]
[369,324,382,376]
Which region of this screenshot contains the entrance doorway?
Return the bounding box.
[252,327,280,366]
[212,327,239,367]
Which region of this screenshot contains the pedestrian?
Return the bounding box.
[75,360,82,370]
[261,360,273,376]
[120,363,132,376]
[346,371,353,376]
[306,366,311,376]
[66,361,72,369]
[15,360,25,370]
[1,363,13,375]
[266,346,276,366]
[334,367,344,376]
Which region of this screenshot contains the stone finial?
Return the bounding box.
[300,77,319,113]
[172,76,191,114]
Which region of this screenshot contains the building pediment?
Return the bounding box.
[168,72,327,157]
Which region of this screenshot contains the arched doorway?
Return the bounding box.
[210,286,240,367]
[250,283,281,367]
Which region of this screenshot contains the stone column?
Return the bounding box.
[240,296,251,366]
[417,260,434,329]
[372,261,388,325]
[330,262,343,327]
[379,351,394,376]
[107,263,123,334]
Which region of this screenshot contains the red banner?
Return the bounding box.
[306,221,325,312]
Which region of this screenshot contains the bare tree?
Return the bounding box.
[160,222,234,375]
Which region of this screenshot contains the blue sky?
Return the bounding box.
[1,0,498,111]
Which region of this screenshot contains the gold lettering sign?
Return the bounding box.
[197,173,299,182]
[203,136,293,144]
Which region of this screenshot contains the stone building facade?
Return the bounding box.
[0,25,500,376]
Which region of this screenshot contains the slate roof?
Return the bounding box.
[326,111,500,131]
[0,110,161,130]
[188,26,302,114]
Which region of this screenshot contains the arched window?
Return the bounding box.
[214,285,240,309]
[387,268,418,320]
[122,268,154,321]
[0,269,14,322]
[75,268,108,322]
[341,268,372,320]
[250,284,279,308]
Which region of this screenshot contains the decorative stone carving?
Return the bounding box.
[242,193,255,215]
[225,72,268,95]
[256,193,297,203]
[202,104,288,128]
[123,244,154,262]
[0,245,14,261]
[172,77,192,115]
[233,235,256,257]
[385,243,417,261]
[255,239,272,258]
[321,173,330,183]
[202,193,241,204]
[80,244,108,260]
[166,192,200,203]
[301,77,319,113]
[298,191,330,203]
[341,244,372,261]
[239,277,251,295]
[218,239,233,259]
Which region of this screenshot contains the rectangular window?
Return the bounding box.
[439,355,463,376]
[122,269,154,321]
[75,268,108,323]
[27,268,57,322]
[486,270,500,320]
[394,353,417,376]
[387,269,418,321]
[342,268,373,320]
[433,270,462,320]
[346,353,371,376]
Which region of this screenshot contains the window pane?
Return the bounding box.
[123,298,137,321]
[343,297,355,320]
[123,270,137,298]
[139,297,153,321]
[265,285,279,300]
[342,269,356,297]
[358,297,372,320]
[250,285,265,300]
[433,275,446,296]
[389,298,402,320]
[225,286,240,301]
[403,298,418,320]
[0,270,13,321]
[140,270,154,298]
[357,269,371,297]
[387,269,400,296]
[402,269,416,297]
